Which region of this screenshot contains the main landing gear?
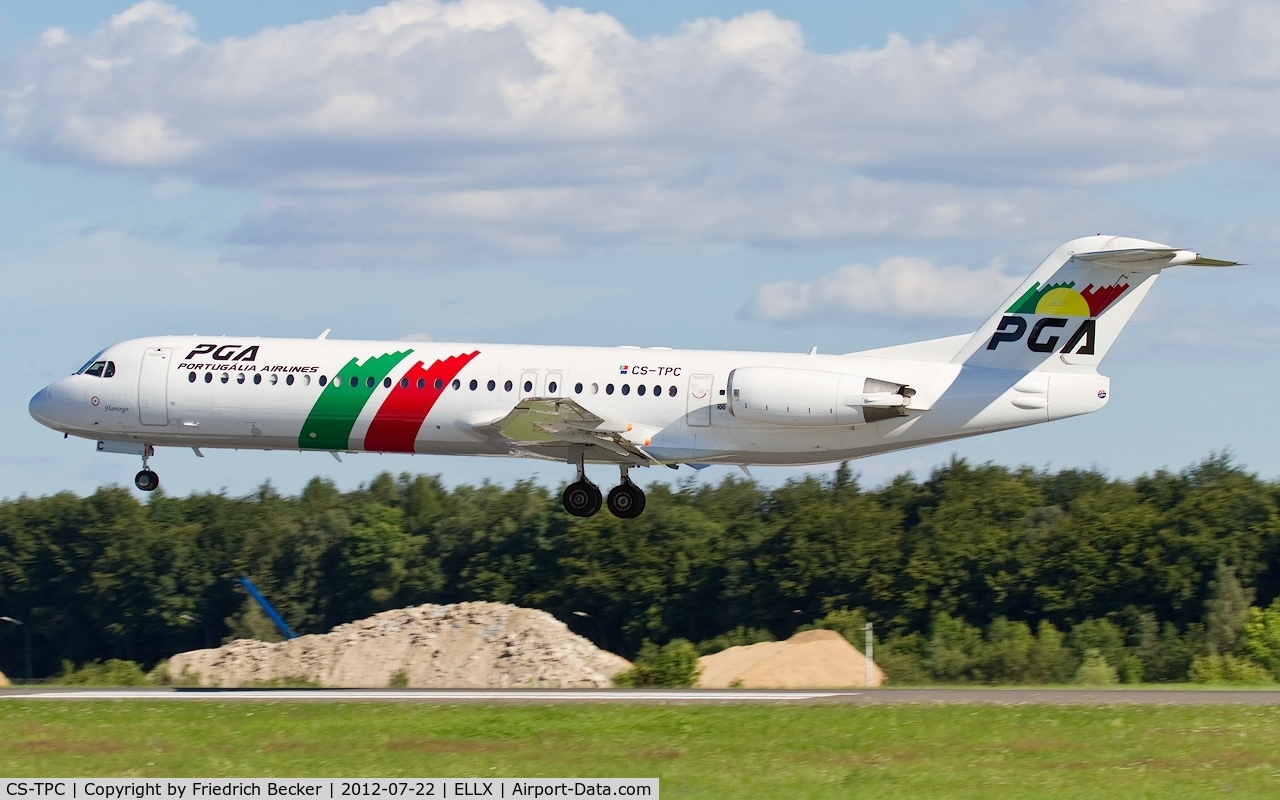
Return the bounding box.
[562,461,645,519]
[134,447,159,492]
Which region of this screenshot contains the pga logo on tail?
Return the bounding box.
[986,280,1128,354]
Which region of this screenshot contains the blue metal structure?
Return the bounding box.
[237,576,298,640]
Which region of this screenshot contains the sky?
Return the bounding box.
[1,0,1278,500]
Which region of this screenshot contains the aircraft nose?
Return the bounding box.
[29,382,69,428]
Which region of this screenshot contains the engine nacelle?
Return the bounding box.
[726,367,912,427]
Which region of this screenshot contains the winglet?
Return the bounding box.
[317,328,331,340]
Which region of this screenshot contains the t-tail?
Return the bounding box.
[952,235,1239,372]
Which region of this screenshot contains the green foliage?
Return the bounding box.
[50,659,150,686]
[2,455,1279,683]
[1073,648,1119,685]
[1205,559,1255,655]
[388,669,409,688]
[696,626,775,655]
[1027,620,1076,684]
[1188,653,1275,685]
[240,675,322,688]
[926,612,984,682]
[613,639,701,687]
[1244,600,1280,677]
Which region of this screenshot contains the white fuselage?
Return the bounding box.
[29,335,1109,468]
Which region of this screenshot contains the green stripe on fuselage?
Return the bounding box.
[299,350,412,450]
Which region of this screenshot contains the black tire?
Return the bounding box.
[562,480,602,517]
[134,469,159,492]
[606,483,646,519]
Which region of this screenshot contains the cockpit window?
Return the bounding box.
[76,351,106,374]
[81,360,117,378]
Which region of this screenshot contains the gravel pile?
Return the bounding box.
[697,629,886,688]
[0,669,9,687]
[169,601,631,688]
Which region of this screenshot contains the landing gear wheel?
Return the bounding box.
[606,482,646,519]
[134,469,160,492]
[562,480,603,517]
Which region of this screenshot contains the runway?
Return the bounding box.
[6,687,1280,704]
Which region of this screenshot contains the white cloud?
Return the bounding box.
[3,0,1277,262]
[742,257,1022,323]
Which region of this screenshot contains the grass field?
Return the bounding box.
[3,701,1279,798]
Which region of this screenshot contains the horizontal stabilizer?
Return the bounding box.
[1074,248,1241,268]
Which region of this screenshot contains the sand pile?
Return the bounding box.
[0,669,9,687]
[697,629,886,688]
[169,601,631,688]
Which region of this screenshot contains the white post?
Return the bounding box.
[864,622,874,688]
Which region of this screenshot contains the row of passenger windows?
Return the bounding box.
[186,371,681,398]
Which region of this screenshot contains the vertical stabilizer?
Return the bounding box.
[952,236,1231,372]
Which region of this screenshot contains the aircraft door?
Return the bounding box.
[544,371,564,397]
[520,371,539,398]
[686,373,714,426]
[138,348,172,426]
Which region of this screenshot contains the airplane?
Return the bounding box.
[29,235,1237,518]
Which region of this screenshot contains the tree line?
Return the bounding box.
[3,453,1280,684]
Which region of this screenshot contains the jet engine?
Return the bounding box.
[727,367,914,427]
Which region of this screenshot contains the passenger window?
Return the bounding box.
[452,379,461,390]
[487,380,496,391]
[504,380,513,392]
[350,376,359,388]
[366,376,375,388]
[523,380,533,393]
[383,377,392,388]
[205,372,212,383]
[621,384,630,395]
[254,374,263,385]
[719,389,726,396]
[574,382,583,394]
[637,384,646,396]
[668,385,677,397]
[303,375,311,386]
[653,385,660,397]
[188,372,197,383]
[221,373,229,384]
[400,378,409,388]
[548,381,558,394]
[85,361,106,377]
[417,378,426,389]
[237,373,245,384]
[104,362,116,378]
[606,384,614,395]
[286,375,295,386]
[434,378,444,390]
[470,379,478,391]
[270,374,279,385]
[319,375,327,386]
[591,383,599,394]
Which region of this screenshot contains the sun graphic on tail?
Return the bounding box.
[1007,281,1129,317]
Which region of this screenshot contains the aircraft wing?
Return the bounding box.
[470,397,659,465]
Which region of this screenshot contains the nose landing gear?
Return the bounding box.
[134,447,159,492]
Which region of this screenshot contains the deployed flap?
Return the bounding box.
[475,397,658,464]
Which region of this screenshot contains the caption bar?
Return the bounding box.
[1,781,657,800]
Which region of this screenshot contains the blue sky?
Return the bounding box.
[2,0,1277,499]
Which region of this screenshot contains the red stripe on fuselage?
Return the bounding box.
[363,351,479,453]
